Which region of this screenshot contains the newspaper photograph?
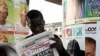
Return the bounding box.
[16,31,55,56]
[63,21,100,56]
[85,22,100,56]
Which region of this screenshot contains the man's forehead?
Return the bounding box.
[86,44,95,51]
[27,17,43,21]
[27,18,44,25]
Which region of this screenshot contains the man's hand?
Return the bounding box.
[50,35,64,51]
[50,35,70,56]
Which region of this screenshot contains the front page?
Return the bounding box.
[16,31,55,56]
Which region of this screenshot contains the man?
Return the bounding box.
[26,10,69,56]
[85,37,96,56]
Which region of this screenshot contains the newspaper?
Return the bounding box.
[63,21,100,56]
[16,31,55,56]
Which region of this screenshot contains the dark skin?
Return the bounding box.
[26,16,69,56]
[50,35,65,51]
[26,17,45,35]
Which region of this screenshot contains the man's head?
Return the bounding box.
[85,37,96,56]
[26,10,45,34]
[0,2,8,25]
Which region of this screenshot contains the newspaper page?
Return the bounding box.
[63,21,100,56]
[16,31,55,56]
[85,22,100,56]
[63,24,85,51]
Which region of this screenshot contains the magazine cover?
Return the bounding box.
[64,24,85,56]
[0,0,14,26]
[0,25,15,43]
[13,0,29,43]
[16,31,55,56]
[13,0,28,27]
[0,0,29,43]
[63,0,85,25]
[63,21,100,56]
[85,0,100,17]
[63,24,85,54]
[0,0,15,43]
[84,22,100,56]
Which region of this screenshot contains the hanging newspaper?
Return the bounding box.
[16,31,55,56]
[63,21,100,56]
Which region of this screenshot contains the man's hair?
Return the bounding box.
[85,37,96,46]
[26,10,44,21]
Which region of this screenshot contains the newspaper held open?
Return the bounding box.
[16,31,55,56]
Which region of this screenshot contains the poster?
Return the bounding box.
[16,31,55,56]
[85,0,100,17]
[84,22,98,56]
[13,0,29,43]
[84,21,100,56]
[13,0,28,27]
[0,25,15,43]
[63,24,85,51]
[63,24,85,56]
[0,0,14,26]
[63,21,100,56]
[64,0,85,25]
[0,0,15,43]
[0,0,29,44]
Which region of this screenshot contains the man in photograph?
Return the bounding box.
[85,37,96,56]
